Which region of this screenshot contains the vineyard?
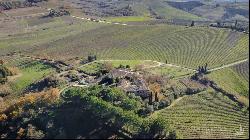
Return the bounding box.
[0,14,248,69]
[0,16,105,55]
[207,67,249,98]
[156,91,249,139]
[232,61,249,82]
[0,0,249,139]
[34,24,248,69]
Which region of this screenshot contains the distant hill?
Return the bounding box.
[0,0,46,11]
[65,0,248,22]
[67,0,205,21]
[165,0,249,21]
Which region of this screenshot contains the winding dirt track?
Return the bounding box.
[81,59,249,73]
[208,59,249,72]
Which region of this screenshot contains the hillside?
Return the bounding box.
[0,16,248,69]
[0,0,249,139]
[156,91,249,139]
[65,0,205,21]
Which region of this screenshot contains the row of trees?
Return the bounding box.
[210,20,247,32]
[48,9,70,17]
[197,63,208,74]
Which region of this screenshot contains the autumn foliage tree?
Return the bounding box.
[0,88,60,120]
[102,62,114,73]
[134,64,144,71]
[149,83,161,102]
[0,60,3,65]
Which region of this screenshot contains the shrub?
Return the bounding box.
[0,85,11,97]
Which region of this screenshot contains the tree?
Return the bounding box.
[217,21,221,27]
[26,124,45,139]
[146,75,164,85]
[149,92,153,105]
[149,83,161,95]
[235,20,238,29]
[155,92,159,102]
[137,117,173,139]
[0,60,3,65]
[118,64,125,68]
[146,104,154,114]
[191,21,195,27]
[102,62,113,73]
[204,63,208,72]
[87,55,96,62]
[168,130,179,139]
[134,64,143,71]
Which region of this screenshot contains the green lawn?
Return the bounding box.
[10,61,55,94]
[147,66,195,79]
[80,62,103,75]
[4,57,56,95]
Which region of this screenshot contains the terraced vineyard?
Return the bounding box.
[0,0,249,139]
[1,14,248,69]
[232,61,249,82]
[208,67,249,99]
[156,91,249,139]
[33,23,248,69]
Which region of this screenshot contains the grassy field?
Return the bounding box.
[146,66,195,79]
[3,56,55,95]
[80,62,103,75]
[156,91,249,139]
